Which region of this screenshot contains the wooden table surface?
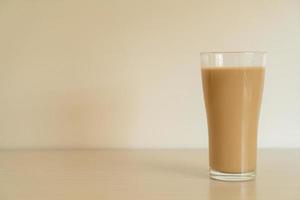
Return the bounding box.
[0,149,299,200]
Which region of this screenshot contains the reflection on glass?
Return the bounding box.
[208,179,256,200]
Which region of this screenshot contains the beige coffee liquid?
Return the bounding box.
[202,67,265,173]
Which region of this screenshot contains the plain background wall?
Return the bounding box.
[0,0,299,149]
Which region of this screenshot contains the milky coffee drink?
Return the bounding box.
[202,67,265,173]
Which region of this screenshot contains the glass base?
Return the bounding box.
[210,169,255,182]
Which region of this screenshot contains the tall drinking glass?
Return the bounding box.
[201,52,266,181]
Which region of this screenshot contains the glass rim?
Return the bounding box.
[200,51,267,55]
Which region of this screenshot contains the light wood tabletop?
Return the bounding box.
[0,149,299,200]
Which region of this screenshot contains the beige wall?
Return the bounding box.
[0,0,299,149]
